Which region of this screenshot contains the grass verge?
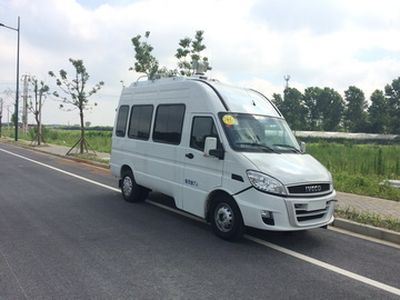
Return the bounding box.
[333,172,400,201]
[335,207,400,232]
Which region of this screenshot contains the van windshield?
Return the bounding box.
[219,113,301,153]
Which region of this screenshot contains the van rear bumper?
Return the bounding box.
[234,188,336,231]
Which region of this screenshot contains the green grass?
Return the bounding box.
[44,129,112,153]
[335,207,400,232]
[2,127,112,153]
[307,143,400,201]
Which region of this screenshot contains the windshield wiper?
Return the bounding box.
[272,144,301,153]
[236,142,278,153]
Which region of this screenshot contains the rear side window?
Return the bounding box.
[153,104,185,144]
[190,116,219,151]
[128,105,153,140]
[115,105,129,137]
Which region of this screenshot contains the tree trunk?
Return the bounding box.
[79,108,85,154]
[38,95,42,146]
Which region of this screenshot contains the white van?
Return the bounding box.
[110,76,336,240]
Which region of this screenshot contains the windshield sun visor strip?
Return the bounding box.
[249,88,282,117]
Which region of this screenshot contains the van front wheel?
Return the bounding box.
[121,171,148,202]
[210,196,244,241]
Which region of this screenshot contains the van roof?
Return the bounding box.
[124,76,282,118]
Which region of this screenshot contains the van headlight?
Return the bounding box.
[246,170,287,195]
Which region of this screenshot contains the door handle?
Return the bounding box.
[185,153,194,159]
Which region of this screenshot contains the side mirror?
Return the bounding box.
[204,137,217,156]
[300,141,306,153]
[204,137,224,159]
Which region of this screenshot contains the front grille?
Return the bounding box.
[294,203,330,223]
[288,183,330,194]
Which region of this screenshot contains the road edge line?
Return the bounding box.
[332,218,400,245]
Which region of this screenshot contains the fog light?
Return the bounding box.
[261,210,275,226]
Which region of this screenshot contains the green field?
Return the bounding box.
[307,143,400,201]
[2,127,112,153]
[43,129,112,153]
[2,127,400,201]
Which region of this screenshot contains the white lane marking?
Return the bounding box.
[245,235,400,296]
[0,246,29,299]
[1,146,400,297]
[0,148,120,193]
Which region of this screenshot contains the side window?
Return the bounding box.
[128,105,153,140]
[190,116,219,151]
[115,105,129,137]
[153,104,185,145]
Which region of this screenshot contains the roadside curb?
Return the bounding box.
[28,146,110,170]
[1,139,110,170]
[332,218,400,245]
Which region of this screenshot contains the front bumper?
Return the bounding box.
[234,187,336,231]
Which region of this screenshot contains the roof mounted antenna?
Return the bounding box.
[192,60,210,76]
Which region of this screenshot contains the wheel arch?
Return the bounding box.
[120,164,133,177]
[205,189,238,222]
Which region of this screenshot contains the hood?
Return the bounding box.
[242,153,331,185]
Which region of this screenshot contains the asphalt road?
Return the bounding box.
[0,142,399,299]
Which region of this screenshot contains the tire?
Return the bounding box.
[210,195,244,241]
[121,170,148,203]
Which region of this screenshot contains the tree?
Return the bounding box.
[278,88,307,130]
[130,30,211,79]
[129,31,159,79]
[49,58,104,154]
[11,112,17,127]
[271,93,284,111]
[368,89,387,133]
[175,30,211,76]
[28,77,49,145]
[318,88,344,131]
[303,87,323,130]
[344,86,368,132]
[384,77,400,134]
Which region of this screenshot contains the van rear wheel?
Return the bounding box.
[210,196,244,241]
[121,171,148,202]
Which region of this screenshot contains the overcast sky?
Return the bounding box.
[1,0,400,126]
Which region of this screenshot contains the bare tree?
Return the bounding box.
[129,31,160,79]
[28,77,49,145]
[49,58,104,154]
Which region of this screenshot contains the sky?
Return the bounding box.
[1,0,400,126]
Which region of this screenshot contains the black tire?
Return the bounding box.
[210,195,244,241]
[121,170,148,203]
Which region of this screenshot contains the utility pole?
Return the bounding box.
[0,16,20,141]
[21,74,29,132]
[284,75,291,90]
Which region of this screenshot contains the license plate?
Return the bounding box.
[308,200,326,211]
